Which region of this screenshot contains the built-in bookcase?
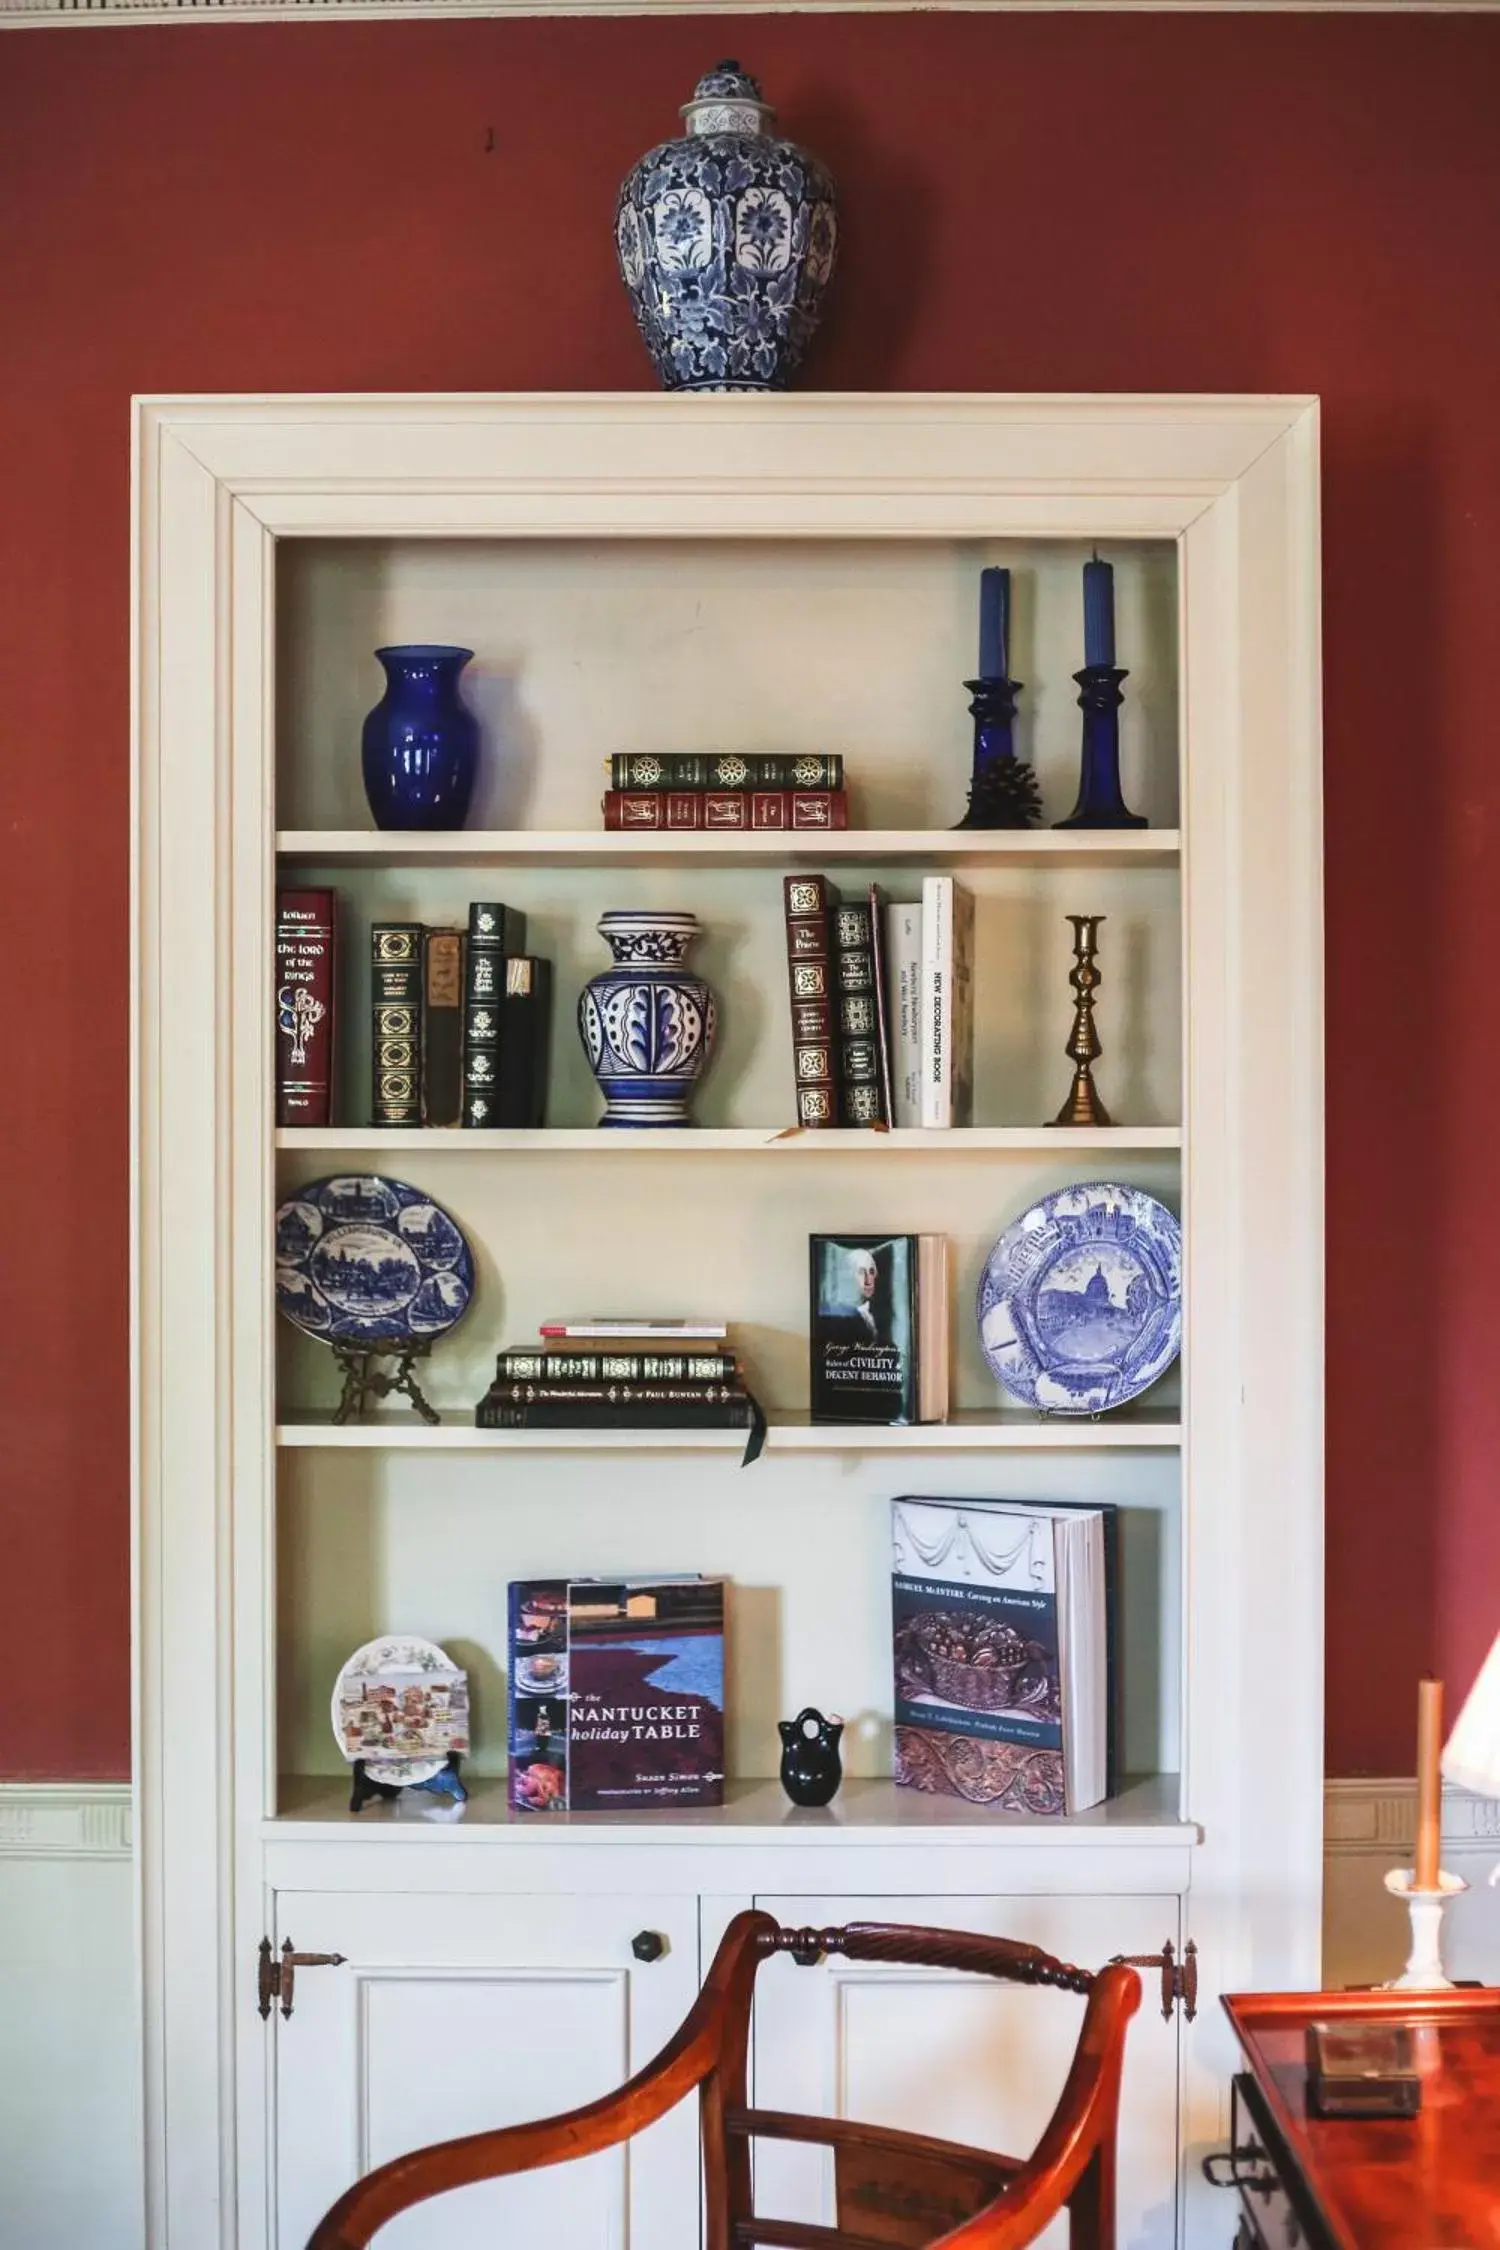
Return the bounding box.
[136,396,1321,2250]
[273,532,1185,1792]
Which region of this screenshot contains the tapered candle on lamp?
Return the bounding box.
[1415,1676,1444,1889]
[1082,552,1116,669]
[979,567,1010,680]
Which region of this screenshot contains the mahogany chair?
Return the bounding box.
[306,1911,1143,2250]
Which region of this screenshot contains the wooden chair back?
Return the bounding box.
[307,1911,1143,2250]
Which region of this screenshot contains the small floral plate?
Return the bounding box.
[331,1635,468,1790]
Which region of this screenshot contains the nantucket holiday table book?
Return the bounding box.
[508,1576,726,1814]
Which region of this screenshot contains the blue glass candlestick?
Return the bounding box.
[954,674,1042,830]
[1053,666,1147,831]
[1082,554,1116,668]
[979,567,1010,681]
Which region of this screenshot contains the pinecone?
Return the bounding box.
[956,756,1043,831]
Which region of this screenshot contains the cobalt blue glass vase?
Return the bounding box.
[578,912,718,1127]
[361,645,480,832]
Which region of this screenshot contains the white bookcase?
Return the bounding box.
[133,393,1322,2250]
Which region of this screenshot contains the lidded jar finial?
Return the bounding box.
[681,60,774,137]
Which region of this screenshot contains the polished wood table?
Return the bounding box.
[1223,1988,1500,2249]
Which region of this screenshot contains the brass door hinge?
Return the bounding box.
[1108,1937,1197,2022]
[257,1935,347,2021]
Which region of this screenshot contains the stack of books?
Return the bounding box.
[602,753,848,832]
[475,1319,765,1456]
[370,900,552,1130]
[783,874,973,1129]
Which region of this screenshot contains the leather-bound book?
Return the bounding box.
[275,887,337,1127]
[606,752,844,792]
[602,788,847,831]
[462,902,527,1128]
[494,956,552,1129]
[833,898,887,1127]
[370,922,423,1127]
[782,874,838,1129]
[420,928,465,1127]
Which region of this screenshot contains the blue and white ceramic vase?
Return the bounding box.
[578,912,718,1127]
[615,62,838,393]
[361,645,479,831]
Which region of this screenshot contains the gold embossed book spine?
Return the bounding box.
[370,921,423,1128]
[832,899,887,1127]
[782,873,838,1129]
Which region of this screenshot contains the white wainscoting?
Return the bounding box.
[1323,1776,1500,1988]
[0,1786,142,2250]
[1,1775,1493,2250]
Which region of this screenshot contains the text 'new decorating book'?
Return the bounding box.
[508,1575,725,1813]
[891,1496,1117,1816]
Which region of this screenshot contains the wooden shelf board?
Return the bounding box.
[275,1408,1182,1453]
[268,1771,1194,1845]
[276,1124,1183,1154]
[275,828,1181,870]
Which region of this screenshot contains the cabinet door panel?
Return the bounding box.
[751,1893,1179,2250]
[272,1889,698,2250]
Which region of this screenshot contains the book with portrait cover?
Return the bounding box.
[890,1496,1116,1816]
[508,1575,725,1813]
[809,1233,949,1424]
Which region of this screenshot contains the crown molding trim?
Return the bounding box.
[0,1783,133,1859]
[4,0,1498,24]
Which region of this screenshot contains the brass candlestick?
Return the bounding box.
[1049,914,1112,1128]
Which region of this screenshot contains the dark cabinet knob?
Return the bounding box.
[632,1929,666,1963]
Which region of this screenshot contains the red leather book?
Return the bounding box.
[603,789,849,832]
[789,791,849,830]
[275,888,337,1126]
[782,873,838,1128]
[603,791,703,829]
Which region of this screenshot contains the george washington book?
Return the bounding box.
[890,1496,1116,1816]
[509,1576,725,1813]
[809,1234,949,1424]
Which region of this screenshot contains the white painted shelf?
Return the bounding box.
[275,827,1182,870]
[276,1408,1182,1452]
[276,1124,1183,1154]
[268,1771,1193,1845]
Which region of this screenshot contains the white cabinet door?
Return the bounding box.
[750,1894,1180,2250]
[271,1889,700,2250]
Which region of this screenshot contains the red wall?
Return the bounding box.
[4,13,1497,1780]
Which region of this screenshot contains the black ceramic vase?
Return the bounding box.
[778,1707,844,1807]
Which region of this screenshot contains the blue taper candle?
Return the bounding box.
[1082,554,1115,669]
[979,567,1010,680]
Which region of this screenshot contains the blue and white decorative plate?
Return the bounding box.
[976,1182,1182,1415]
[275,1175,474,1345]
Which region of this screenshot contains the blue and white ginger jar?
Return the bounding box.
[615,62,838,393]
[578,912,718,1127]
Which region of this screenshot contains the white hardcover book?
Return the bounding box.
[885,902,923,1128]
[919,877,974,1129]
[949,880,974,1127]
